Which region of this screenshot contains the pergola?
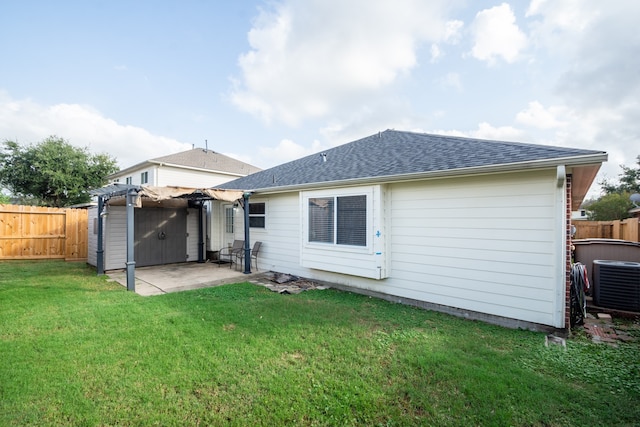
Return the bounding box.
[90,184,251,292]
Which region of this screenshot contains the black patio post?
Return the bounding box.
[197,201,205,263]
[125,188,136,291]
[96,195,105,275]
[243,192,251,274]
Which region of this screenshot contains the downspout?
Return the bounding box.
[125,188,137,292]
[96,196,105,275]
[555,165,567,328]
[243,192,251,274]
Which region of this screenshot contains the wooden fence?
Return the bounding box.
[0,205,88,261]
[573,218,640,242]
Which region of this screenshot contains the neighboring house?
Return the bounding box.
[571,209,588,220]
[107,147,261,188]
[219,130,607,331]
[88,148,260,270]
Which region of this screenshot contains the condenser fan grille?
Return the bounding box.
[593,260,640,311]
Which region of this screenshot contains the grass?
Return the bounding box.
[0,261,638,426]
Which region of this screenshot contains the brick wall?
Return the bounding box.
[565,175,572,329]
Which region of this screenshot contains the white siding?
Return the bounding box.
[186,208,199,261]
[386,170,560,326]
[87,206,98,266]
[251,169,566,328]
[110,166,156,186]
[230,194,302,275]
[157,167,239,188]
[104,206,127,271]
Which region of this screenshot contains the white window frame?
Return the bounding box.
[302,186,374,254]
[248,201,267,229]
[140,171,148,184]
[125,176,132,185]
[225,205,235,234]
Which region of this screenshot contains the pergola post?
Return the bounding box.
[243,192,251,274]
[96,195,105,275]
[125,188,137,291]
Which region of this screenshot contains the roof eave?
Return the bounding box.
[241,153,608,195]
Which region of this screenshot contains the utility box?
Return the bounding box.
[593,260,640,311]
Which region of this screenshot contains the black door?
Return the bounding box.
[135,208,187,267]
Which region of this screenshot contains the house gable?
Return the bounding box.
[108,148,261,187]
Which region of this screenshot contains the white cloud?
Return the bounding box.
[0,91,191,169]
[432,122,523,141]
[257,138,327,167]
[469,3,527,65]
[526,0,600,51]
[444,19,464,44]
[430,44,442,63]
[524,0,640,191]
[231,0,456,125]
[515,101,567,129]
[439,72,463,92]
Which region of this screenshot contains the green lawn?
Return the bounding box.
[1,261,638,426]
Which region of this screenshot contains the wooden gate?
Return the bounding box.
[0,205,88,261]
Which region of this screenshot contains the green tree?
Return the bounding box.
[585,155,640,220]
[0,136,118,207]
[600,155,640,194]
[585,192,634,220]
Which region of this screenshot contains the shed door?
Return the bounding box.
[135,208,187,267]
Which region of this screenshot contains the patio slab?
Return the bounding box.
[107,262,263,296]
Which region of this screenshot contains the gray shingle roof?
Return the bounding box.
[219,130,606,191]
[150,148,261,175]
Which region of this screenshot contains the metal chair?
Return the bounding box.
[219,240,244,268]
[236,241,262,271]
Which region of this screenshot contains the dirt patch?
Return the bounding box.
[250,272,330,294]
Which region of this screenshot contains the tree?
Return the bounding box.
[585,155,640,220]
[600,155,640,194]
[585,192,634,220]
[0,136,118,207]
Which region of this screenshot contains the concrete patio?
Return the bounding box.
[106,261,263,296]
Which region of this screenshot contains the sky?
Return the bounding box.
[1,0,638,197]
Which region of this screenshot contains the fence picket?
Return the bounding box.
[573,218,640,242]
[0,204,88,261]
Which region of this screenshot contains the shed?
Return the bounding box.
[88,185,248,287]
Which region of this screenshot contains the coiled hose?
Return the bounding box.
[570,262,590,327]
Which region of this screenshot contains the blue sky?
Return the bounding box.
[1,0,638,197]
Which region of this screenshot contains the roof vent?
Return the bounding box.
[320,153,327,162]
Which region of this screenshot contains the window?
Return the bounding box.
[249,202,266,228]
[301,186,386,279]
[308,195,366,247]
[225,206,234,233]
[141,171,148,184]
[125,176,132,185]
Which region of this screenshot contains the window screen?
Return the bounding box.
[337,195,366,246]
[249,202,266,228]
[308,195,366,247]
[309,197,334,243]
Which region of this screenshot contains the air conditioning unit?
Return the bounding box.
[592,260,640,311]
